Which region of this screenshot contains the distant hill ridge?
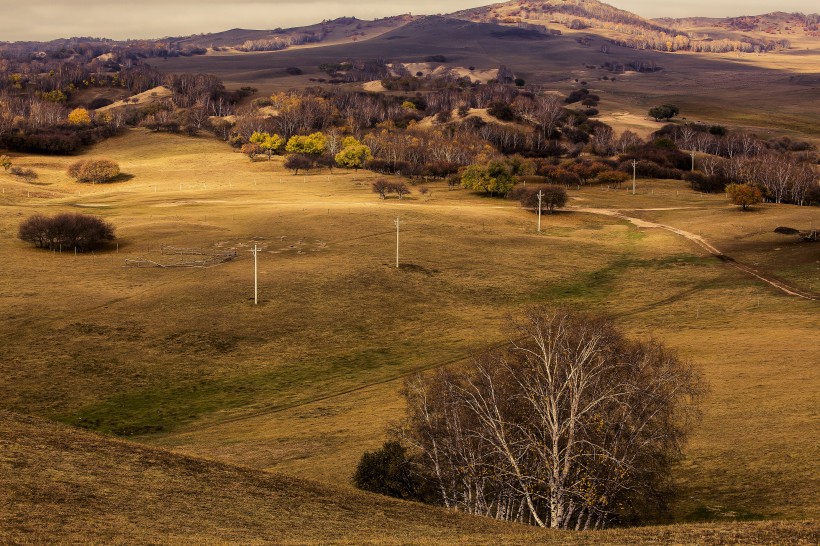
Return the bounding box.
[2,1,816,55]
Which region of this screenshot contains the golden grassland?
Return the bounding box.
[0,130,818,541]
[3,410,819,545]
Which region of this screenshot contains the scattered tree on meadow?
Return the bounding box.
[335,136,373,170]
[726,183,763,211]
[596,170,630,187]
[18,213,115,251]
[393,307,705,529]
[648,104,680,122]
[67,107,92,125]
[461,159,518,196]
[372,179,411,200]
[240,142,263,161]
[285,131,328,156]
[372,178,391,199]
[250,131,284,159]
[67,158,120,183]
[0,155,11,171]
[284,153,313,175]
[511,185,568,214]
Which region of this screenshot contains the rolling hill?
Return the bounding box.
[3,410,818,544]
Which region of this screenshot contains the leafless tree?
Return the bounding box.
[398,307,705,530]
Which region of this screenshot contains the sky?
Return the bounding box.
[2,0,817,42]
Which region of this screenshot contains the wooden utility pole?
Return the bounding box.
[632,159,637,195]
[537,189,543,233]
[395,217,400,268]
[251,244,259,305]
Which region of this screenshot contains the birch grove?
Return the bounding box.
[398,307,706,529]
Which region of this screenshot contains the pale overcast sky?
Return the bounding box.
[2,0,817,42]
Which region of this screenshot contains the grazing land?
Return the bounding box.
[3,411,819,544]
[1,130,817,534]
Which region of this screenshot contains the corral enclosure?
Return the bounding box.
[0,129,817,528]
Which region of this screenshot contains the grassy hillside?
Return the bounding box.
[0,130,818,531]
[3,410,818,544]
[153,15,820,140]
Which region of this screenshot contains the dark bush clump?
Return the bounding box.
[284,154,314,175]
[509,184,568,213]
[18,213,115,251]
[353,441,430,501]
[487,101,515,121]
[684,171,728,193]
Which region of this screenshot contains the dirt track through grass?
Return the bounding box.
[577,207,819,300]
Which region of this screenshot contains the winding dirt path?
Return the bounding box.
[574,207,818,301]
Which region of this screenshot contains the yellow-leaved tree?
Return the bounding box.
[67,108,91,125]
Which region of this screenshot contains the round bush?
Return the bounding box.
[67,158,120,183]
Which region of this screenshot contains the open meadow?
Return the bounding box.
[0,129,818,534]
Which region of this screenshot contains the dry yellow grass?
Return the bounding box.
[3,410,819,545]
[0,130,818,540]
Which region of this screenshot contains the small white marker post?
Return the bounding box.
[537,189,543,233]
[395,217,400,268]
[251,244,259,305]
[631,159,637,195]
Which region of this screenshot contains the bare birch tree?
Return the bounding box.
[397,307,706,530]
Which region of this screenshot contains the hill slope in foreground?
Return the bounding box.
[2,411,818,544]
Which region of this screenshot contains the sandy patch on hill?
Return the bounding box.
[597,111,659,138]
[98,86,173,112]
[363,81,387,92]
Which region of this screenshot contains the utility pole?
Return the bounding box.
[691,150,696,172]
[537,189,543,233]
[395,217,400,268]
[251,244,259,305]
[631,159,637,195]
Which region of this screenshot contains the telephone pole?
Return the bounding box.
[632,159,637,195]
[395,217,400,268]
[537,189,543,233]
[251,244,259,305]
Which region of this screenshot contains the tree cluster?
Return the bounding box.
[372,178,410,199]
[18,213,115,251]
[372,307,705,529]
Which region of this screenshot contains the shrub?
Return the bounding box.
[67,158,120,183]
[353,441,428,501]
[684,171,727,193]
[487,101,515,121]
[648,104,680,121]
[284,154,314,175]
[510,184,568,213]
[18,213,115,251]
[726,183,763,210]
[10,166,38,181]
[597,170,630,186]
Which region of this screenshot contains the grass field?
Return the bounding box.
[4,410,819,544]
[0,130,818,537]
